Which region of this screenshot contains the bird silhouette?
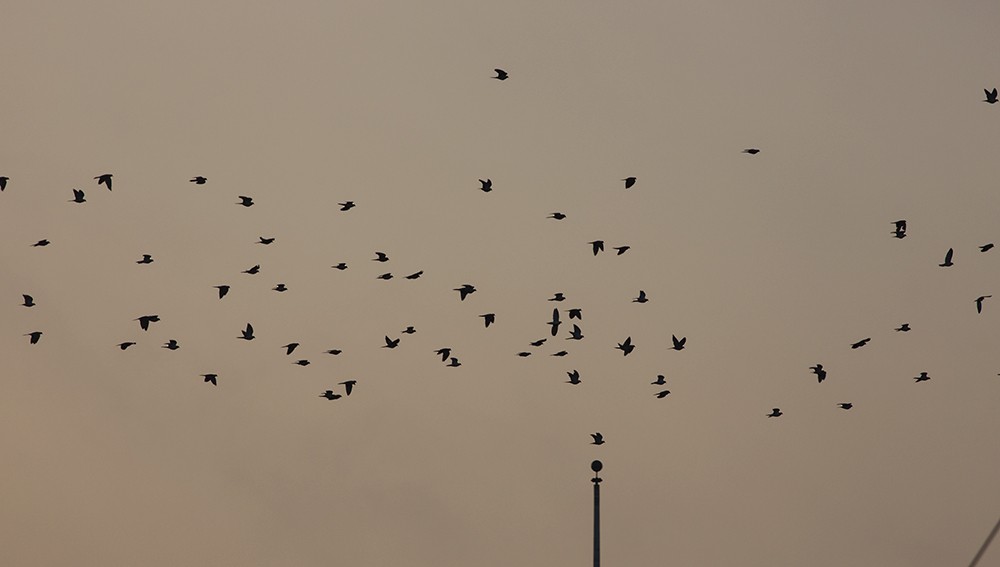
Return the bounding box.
[980,243,995,252]
[551,350,569,357]
[914,372,930,383]
[939,248,954,267]
[446,357,461,367]
[623,177,636,189]
[633,290,648,303]
[32,239,50,247]
[376,273,393,280]
[986,88,998,104]
[615,336,635,356]
[25,331,42,344]
[331,263,348,270]
[767,408,782,417]
[70,189,86,203]
[517,351,532,357]
[22,294,34,307]
[117,342,136,350]
[383,336,400,348]
[493,68,508,80]
[591,432,605,445]
[895,323,911,332]
[837,403,853,410]
[239,323,254,340]
[325,349,343,355]
[975,295,992,314]
[567,370,581,384]
[214,285,230,299]
[405,271,424,279]
[319,390,342,400]
[136,254,153,264]
[568,308,582,320]
[163,339,180,350]
[136,315,160,331]
[655,390,671,398]
[340,380,357,395]
[548,212,567,220]
[257,237,275,245]
[242,265,260,275]
[237,196,254,207]
[478,179,493,192]
[742,148,760,155]
[891,220,907,239]
[435,348,452,362]
[455,284,477,301]
[293,360,310,366]
[809,364,827,383]
[652,374,666,385]
[589,240,604,255]
[671,335,687,350]
[202,374,218,386]
[283,343,299,355]
[548,308,562,336]
[0,176,7,191]
[402,326,416,334]
[529,339,547,347]
[338,201,355,211]
[373,252,389,262]
[95,173,113,190]
[613,246,630,255]
[549,293,565,302]
[850,338,871,349]
[480,313,496,328]
[567,324,584,340]
[190,176,207,185]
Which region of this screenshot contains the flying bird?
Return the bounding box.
[623,177,636,189]
[914,372,930,383]
[402,326,416,334]
[283,343,300,355]
[589,240,604,255]
[478,178,493,192]
[239,323,254,340]
[338,201,355,211]
[242,264,260,275]
[655,390,671,399]
[742,148,760,155]
[551,350,569,357]
[529,339,547,347]
[293,360,310,366]
[567,324,584,340]
[671,335,687,351]
[71,189,86,203]
[136,254,153,264]
[837,403,853,410]
[202,374,218,386]
[190,176,207,184]
[319,390,342,400]
[376,273,393,280]
[117,342,136,350]
[162,340,180,350]
[325,349,343,355]
[591,433,605,445]
[95,173,113,190]
[613,246,630,255]
[373,252,389,262]
[493,68,508,80]
[986,88,998,104]
[633,290,648,303]
[615,336,635,356]
[480,313,496,328]
[435,348,452,362]
[405,271,424,279]
[517,351,532,357]
[383,336,400,348]
[895,323,910,332]
[237,196,254,207]
[340,380,357,395]
[257,237,275,245]
[975,295,992,314]
[25,331,42,344]
[0,176,7,191]
[548,308,561,336]
[549,293,565,302]
[455,284,477,301]
[850,338,871,349]
[331,263,348,270]
[652,374,666,385]
[939,248,954,267]
[568,308,582,320]
[767,408,782,417]
[32,239,50,247]
[891,220,907,239]
[446,357,462,367]
[567,370,581,384]
[214,285,230,299]
[809,364,827,383]
[548,212,566,220]
[135,315,160,331]
[980,243,995,252]
[22,294,34,307]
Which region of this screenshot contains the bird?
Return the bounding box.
[493,68,508,80]
[589,240,604,255]
[980,243,995,252]
[117,342,136,350]
[891,220,907,239]
[383,336,400,348]
[70,189,86,203]
[914,372,930,383]
[591,433,605,445]
[32,239,50,247]
[401,326,416,334]
[455,284,477,301]
[376,273,393,280]
[319,390,342,400]
[615,336,635,356]
[652,374,666,385]
[986,88,998,104]
[325,349,343,355]
[975,295,992,314]
[25,331,42,344]
[939,248,954,267]
[655,390,671,399]
[742,148,761,155]
[548,308,562,336]
[214,285,230,299]
[568,308,582,320]
[190,176,207,184]
[837,403,853,410]
[809,364,827,383]
[551,350,569,357]
[435,348,452,362]
[293,360,310,366]
[257,237,275,245]
[373,251,389,262]
[549,293,565,302]
[567,324,584,340]
[135,315,160,331]
[338,201,355,211]
[529,339,547,347]
[202,374,218,386]
[242,264,260,275]
[162,340,180,350]
[331,263,348,270]
[480,313,496,328]
[623,177,636,189]
[237,195,254,207]
[517,351,532,357]
[548,212,567,220]
[613,246,630,255]
[340,380,357,395]
[895,323,911,332]
[478,178,493,192]
[767,408,782,417]
[0,176,7,191]
[22,294,34,307]
[633,290,648,303]
[405,271,424,279]
[136,254,153,264]
[567,370,581,384]
[446,357,462,367]
[850,338,871,349]
[239,323,255,340]
[95,173,113,190]
[671,335,687,351]
[282,343,300,355]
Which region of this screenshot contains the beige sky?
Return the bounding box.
[3,1,1000,565]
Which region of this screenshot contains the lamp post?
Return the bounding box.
[591,460,603,567]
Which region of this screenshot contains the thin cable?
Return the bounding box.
[968,515,1000,567]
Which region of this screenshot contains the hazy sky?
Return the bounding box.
[3,2,1000,565]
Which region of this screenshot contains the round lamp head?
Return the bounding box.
[591,460,603,473]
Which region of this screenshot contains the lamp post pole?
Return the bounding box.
[591,460,603,567]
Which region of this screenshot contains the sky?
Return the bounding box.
[2,1,1000,565]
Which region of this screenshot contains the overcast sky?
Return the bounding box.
[3,2,1000,565]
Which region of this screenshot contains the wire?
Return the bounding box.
[968,515,1000,567]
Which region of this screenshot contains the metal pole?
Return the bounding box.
[591,460,603,567]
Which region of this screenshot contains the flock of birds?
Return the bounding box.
[4,75,999,450]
